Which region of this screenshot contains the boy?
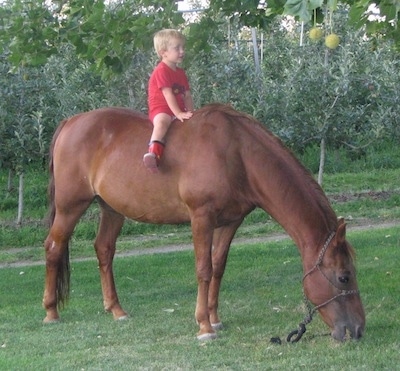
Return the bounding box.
[143,29,194,173]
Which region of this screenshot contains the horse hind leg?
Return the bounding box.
[43,202,92,323]
[94,199,127,320]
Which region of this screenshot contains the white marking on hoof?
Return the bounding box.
[211,322,223,330]
[197,332,217,341]
[43,318,60,324]
[116,315,129,321]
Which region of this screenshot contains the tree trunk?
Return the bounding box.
[318,137,326,186]
[7,168,13,192]
[251,28,261,74]
[17,172,24,225]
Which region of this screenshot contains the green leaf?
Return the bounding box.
[380,3,398,21]
[284,0,312,21]
[327,0,338,11]
[348,4,368,28]
[309,0,324,9]
[28,54,48,66]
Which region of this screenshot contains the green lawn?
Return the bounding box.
[0,226,399,370]
[1,167,399,261]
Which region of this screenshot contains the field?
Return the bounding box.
[0,166,400,263]
[0,143,399,369]
[0,226,399,370]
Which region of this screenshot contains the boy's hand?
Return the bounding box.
[176,111,193,122]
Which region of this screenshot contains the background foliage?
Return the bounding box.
[0,0,399,222]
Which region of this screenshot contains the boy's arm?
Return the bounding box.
[162,87,193,122]
[183,90,194,112]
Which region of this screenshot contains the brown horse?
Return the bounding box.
[43,104,365,341]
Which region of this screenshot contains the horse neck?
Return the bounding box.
[243,134,337,256]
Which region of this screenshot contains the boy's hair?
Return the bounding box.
[153,29,185,58]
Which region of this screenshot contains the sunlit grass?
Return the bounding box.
[1,162,399,251]
[0,227,399,369]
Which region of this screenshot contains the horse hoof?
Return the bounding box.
[197,332,217,341]
[43,317,60,324]
[116,315,129,321]
[211,322,223,330]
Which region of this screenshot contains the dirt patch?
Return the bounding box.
[329,190,397,203]
[1,220,398,269]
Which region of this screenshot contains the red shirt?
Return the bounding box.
[148,61,190,121]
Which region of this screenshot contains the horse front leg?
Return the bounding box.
[94,204,127,320]
[209,221,242,330]
[191,214,216,340]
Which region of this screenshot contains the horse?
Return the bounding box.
[43,104,365,341]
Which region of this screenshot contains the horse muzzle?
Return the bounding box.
[331,322,364,341]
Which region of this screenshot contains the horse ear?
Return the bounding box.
[335,218,347,245]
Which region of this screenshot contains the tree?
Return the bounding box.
[0,0,399,216]
[1,0,399,74]
[0,0,185,75]
[206,0,400,47]
[0,0,185,224]
[0,60,52,223]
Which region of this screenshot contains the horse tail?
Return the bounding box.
[46,118,71,308]
[56,249,70,309]
[46,118,69,226]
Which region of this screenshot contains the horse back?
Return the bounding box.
[52,106,253,225]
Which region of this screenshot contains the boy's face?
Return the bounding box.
[160,37,185,66]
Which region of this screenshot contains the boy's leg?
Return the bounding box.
[149,113,172,142]
[143,113,171,172]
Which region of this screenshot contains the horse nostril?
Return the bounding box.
[351,325,364,340]
[338,276,349,284]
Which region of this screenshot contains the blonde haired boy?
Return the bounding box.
[143,29,194,173]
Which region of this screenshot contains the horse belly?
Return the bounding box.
[124,198,191,224]
[95,175,191,225]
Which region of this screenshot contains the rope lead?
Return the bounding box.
[287,323,307,343]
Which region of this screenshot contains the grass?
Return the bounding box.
[299,140,400,174]
[0,227,399,369]
[321,168,400,194]
[0,139,399,264]
[0,166,399,251]
[1,111,399,369]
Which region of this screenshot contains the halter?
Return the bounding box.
[287,231,360,343]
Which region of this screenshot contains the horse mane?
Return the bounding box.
[198,104,339,233]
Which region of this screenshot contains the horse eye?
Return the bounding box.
[338,275,349,284]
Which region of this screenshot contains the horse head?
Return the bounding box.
[302,218,365,341]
